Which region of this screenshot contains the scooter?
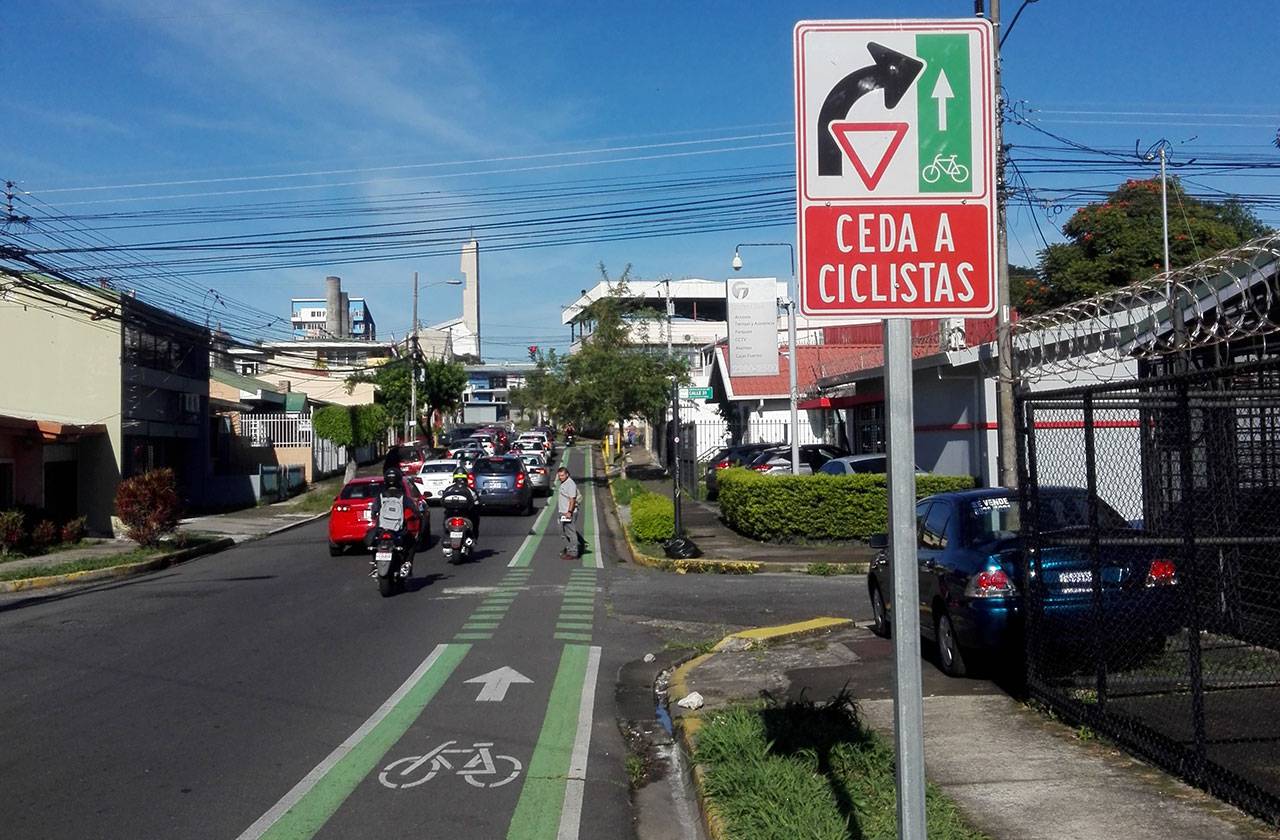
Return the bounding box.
[441,512,475,563]
[369,528,414,596]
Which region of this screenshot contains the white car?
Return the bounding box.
[516,433,551,456]
[411,459,462,504]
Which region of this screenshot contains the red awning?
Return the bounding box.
[797,393,885,410]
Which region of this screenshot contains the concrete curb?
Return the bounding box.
[258,510,330,539]
[0,537,237,593]
[665,617,853,840]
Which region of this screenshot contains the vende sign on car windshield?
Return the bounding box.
[794,19,996,318]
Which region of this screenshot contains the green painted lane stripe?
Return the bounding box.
[239,643,468,840]
[454,632,493,640]
[554,632,593,642]
[561,597,594,605]
[506,645,589,840]
[509,502,553,568]
[556,623,593,632]
[463,623,500,631]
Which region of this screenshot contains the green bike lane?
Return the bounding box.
[237,446,629,840]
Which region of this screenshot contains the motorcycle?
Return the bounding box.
[440,494,476,564]
[565,431,576,447]
[369,528,414,596]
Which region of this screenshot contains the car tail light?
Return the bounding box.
[467,473,475,490]
[1146,558,1178,587]
[334,504,349,512]
[752,463,771,471]
[516,472,526,489]
[447,516,468,530]
[715,459,730,470]
[965,567,1016,598]
[534,467,546,475]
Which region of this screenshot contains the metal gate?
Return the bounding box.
[1017,357,1280,826]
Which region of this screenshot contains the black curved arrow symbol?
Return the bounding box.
[817,42,925,177]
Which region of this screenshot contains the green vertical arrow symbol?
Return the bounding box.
[916,33,972,193]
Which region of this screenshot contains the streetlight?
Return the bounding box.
[732,243,801,476]
[409,274,464,442]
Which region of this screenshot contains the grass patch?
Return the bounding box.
[289,477,346,514]
[663,632,727,656]
[806,562,863,576]
[694,692,987,840]
[0,534,221,582]
[625,753,647,787]
[611,477,646,506]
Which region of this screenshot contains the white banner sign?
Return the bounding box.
[726,277,779,377]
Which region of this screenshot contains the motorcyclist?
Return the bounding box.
[367,464,418,551]
[564,422,576,445]
[439,467,481,538]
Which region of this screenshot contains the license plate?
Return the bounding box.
[484,480,505,489]
[375,551,393,562]
[360,511,371,522]
[450,531,465,539]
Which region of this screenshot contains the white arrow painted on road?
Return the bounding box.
[465,666,533,702]
[931,69,954,132]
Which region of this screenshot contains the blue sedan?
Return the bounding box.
[867,487,1180,677]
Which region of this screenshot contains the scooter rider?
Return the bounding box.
[439,467,481,538]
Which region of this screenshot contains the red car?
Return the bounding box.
[328,476,428,556]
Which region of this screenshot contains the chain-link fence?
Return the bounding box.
[1017,357,1280,825]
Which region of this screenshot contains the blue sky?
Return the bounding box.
[5,0,1277,358]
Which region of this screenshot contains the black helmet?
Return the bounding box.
[383,465,402,487]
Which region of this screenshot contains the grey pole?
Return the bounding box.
[410,271,419,442]
[1160,146,1171,275]
[991,0,1018,490]
[787,295,801,476]
[884,317,928,840]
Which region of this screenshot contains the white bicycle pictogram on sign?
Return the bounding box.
[920,153,970,184]
[379,741,523,789]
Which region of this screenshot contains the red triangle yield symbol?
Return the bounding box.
[828,121,909,190]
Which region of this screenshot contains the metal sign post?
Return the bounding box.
[884,317,926,839]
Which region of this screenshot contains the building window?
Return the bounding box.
[488,375,508,389]
[854,403,886,454]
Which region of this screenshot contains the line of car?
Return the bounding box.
[327,424,562,555]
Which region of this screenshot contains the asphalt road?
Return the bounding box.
[0,447,884,840]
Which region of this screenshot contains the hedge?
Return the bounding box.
[630,491,675,542]
[716,467,975,541]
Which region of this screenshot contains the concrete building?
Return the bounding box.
[0,277,211,533]
[460,361,534,425]
[290,276,377,340]
[416,238,482,360]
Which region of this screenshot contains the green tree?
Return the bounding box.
[347,356,466,442]
[1025,178,1269,314]
[312,404,354,447]
[418,357,468,442]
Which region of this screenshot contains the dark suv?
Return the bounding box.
[471,455,535,515]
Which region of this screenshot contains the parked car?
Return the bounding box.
[471,455,535,515]
[866,487,1180,677]
[410,459,461,504]
[704,442,779,499]
[819,454,921,475]
[328,476,428,556]
[518,452,552,495]
[748,443,849,475]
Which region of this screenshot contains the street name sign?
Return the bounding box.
[680,387,713,400]
[794,19,997,318]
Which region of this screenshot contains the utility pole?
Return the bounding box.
[666,278,683,537]
[410,271,419,443]
[991,0,1019,489]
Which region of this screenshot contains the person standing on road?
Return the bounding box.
[556,466,584,559]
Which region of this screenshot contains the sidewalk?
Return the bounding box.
[180,498,327,543]
[668,622,1276,840]
[616,445,873,567]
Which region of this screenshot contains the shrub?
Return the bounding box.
[114,468,182,546]
[629,491,675,542]
[31,519,59,550]
[60,516,88,544]
[0,510,24,554]
[611,477,645,506]
[717,467,975,541]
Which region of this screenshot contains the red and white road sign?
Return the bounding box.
[794,19,997,318]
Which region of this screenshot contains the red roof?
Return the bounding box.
[716,344,884,398]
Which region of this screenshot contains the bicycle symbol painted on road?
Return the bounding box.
[379,741,523,790]
[921,153,970,185]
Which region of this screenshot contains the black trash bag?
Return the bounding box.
[662,536,703,559]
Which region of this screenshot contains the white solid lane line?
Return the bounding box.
[556,644,602,840]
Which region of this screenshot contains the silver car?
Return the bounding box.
[520,453,552,495]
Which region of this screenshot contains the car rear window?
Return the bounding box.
[420,463,456,474]
[849,457,887,473]
[340,481,382,500]
[521,456,543,467]
[475,458,521,474]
